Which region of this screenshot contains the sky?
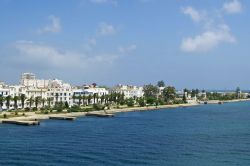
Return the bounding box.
[0,0,249,90]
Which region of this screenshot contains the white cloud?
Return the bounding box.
[97,22,116,36]
[83,37,97,51]
[38,15,61,34]
[180,1,241,53]
[14,41,119,69]
[181,25,236,53]
[223,0,243,14]
[181,6,204,22]
[118,44,137,53]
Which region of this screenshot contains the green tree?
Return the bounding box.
[93,93,97,104]
[20,94,26,109]
[143,84,159,98]
[163,86,176,103]
[88,94,93,105]
[82,95,86,106]
[13,96,20,110]
[126,98,134,107]
[47,97,53,108]
[65,101,69,108]
[28,97,34,109]
[182,93,187,103]
[41,98,46,108]
[157,80,165,87]
[0,96,5,111]
[101,94,105,104]
[5,95,12,110]
[138,97,145,107]
[77,95,82,106]
[35,96,42,109]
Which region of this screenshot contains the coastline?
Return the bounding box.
[1,98,249,124]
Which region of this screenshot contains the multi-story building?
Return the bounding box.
[73,84,109,105]
[47,79,73,106]
[111,84,144,99]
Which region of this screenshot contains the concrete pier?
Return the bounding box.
[86,112,115,117]
[2,120,40,126]
[49,116,76,120]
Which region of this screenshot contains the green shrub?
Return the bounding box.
[146,97,157,105]
[138,98,145,107]
[32,107,37,111]
[126,98,134,107]
[25,107,30,111]
[3,114,7,118]
[84,108,94,112]
[93,104,105,111]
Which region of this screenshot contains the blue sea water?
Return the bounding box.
[1,101,250,166]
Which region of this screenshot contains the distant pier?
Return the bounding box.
[2,120,40,126]
[86,112,115,117]
[49,116,76,120]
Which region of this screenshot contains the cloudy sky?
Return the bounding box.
[0,0,249,89]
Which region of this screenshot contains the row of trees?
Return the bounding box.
[0,94,55,111]
[143,81,179,106]
[72,92,126,106]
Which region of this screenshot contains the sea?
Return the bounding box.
[1,101,250,166]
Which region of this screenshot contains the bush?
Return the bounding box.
[25,107,30,111]
[56,108,63,112]
[93,104,105,111]
[138,98,145,107]
[146,97,157,105]
[68,105,81,112]
[44,110,49,114]
[173,99,185,104]
[32,107,37,111]
[126,98,134,107]
[3,114,7,118]
[15,111,18,116]
[83,108,94,112]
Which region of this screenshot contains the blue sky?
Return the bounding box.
[0,0,249,89]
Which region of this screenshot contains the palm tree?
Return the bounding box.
[88,94,93,105]
[101,94,105,104]
[72,94,77,105]
[41,98,46,108]
[55,93,59,104]
[77,95,82,106]
[82,95,86,106]
[47,97,53,108]
[35,96,42,109]
[13,96,20,110]
[96,94,99,104]
[0,96,5,111]
[104,94,109,104]
[93,93,97,104]
[5,95,12,110]
[20,94,26,109]
[28,96,34,109]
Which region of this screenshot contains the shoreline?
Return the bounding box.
[1,98,250,124]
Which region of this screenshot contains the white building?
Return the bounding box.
[47,79,73,106]
[0,82,10,97]
[111,84,144,99]
[20,72,50,88]
[73,85,109,105]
